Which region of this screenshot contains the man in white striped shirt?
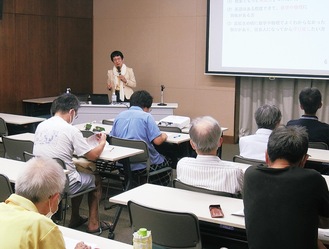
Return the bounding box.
[176,116,243,196]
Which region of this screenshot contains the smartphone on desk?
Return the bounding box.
[209,204,224,218]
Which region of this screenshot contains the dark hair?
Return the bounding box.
[254,104,282,130]
[110,51,124,62]
[267,126,308,166]
[51,93,80,115]
[299,87,322,114]
[129,90,153,109]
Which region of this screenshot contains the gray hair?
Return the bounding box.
[189,116,222,153]
[15,157,66,203]
[255,104,282,130]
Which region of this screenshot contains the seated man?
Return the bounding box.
[33,93,110,234]
[176,116,243,196]
[0,157,90,249]
[110,90,172,186]
[239,104,281,161]
[287,87,329,147]
[243,126,329,249]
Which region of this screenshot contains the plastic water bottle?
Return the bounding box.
[133,228,152,249]
[111,93,117,104]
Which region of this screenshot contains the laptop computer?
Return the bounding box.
[90,94,110,105]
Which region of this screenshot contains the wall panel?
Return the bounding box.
[0,0,93,114]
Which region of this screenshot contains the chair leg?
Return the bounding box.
[62,197,68,226]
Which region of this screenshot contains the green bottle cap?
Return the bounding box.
[138,228,147,237]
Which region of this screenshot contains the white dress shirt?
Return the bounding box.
[176,155,244,195]
[239,128,272,161]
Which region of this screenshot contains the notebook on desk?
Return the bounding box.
[90,94,110,105]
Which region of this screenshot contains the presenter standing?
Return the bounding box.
[107,51,136,102]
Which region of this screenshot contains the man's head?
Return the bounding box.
[299,87,322,115]
[189,116,223,154]
[266,126,309,167]
[15,157,66,215]
[110,50,124,69]
[51,93,80,121]
[255,104,282,130]
[130,90,153,110]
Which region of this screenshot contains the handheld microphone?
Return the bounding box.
[116,66,121,75]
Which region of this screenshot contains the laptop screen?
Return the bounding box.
[90,94,110,105]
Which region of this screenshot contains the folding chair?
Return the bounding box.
[53,158,97,226]
[308,142,328,150]
[173,179,235,198]
[106,136,172,239]
[0,174,13,202]
[128,200,202,249]
[232,155,267,167]
[2,136,34,161]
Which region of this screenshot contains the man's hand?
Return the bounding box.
[75,241,91,249]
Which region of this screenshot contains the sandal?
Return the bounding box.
[86,221,113,235]
[68,216,88,228]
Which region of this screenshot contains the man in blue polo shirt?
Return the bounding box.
[110,90,172,185]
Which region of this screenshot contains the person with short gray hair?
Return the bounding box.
[243,126,329,249]
[177,116,244,195]
[239,104,282,161]
[0,157,91,249]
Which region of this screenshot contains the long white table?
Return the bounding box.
[109,183,329,245]
[6,132,143,163]
[308,148,329,163]
[74,103,178,124]
[74,122,190,145]
[59,226,132,249]
[0,157,27,183]
[0,113,45,125]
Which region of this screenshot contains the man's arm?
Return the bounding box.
[84,133,107,161]
[152,133,167,145]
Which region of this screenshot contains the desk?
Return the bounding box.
[74,103,178,124]
[59,226,132,249]
[307,148,329,163]
[0,157,27,183]
[110,183,329,246]
[23,96,57,116]
[6,132,143,163]
[0,113,45,134]
[74,123,190,145]
[74,122,113,134]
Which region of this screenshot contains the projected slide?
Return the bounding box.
[207,0,329,79]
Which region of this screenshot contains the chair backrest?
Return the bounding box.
[102,119,114,125]
[81,130,94,138]
[0,174,13,202]
[0,117,8,137]
[128,200,202,249]
[107,136,150,168]
[2,136,34,161]
[232,155,267,167]
[23,151,35,162]
[173,179,234,197]
[158,126,182,133]
[308,142,328,150]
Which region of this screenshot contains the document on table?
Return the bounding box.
[64,236,97,249]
